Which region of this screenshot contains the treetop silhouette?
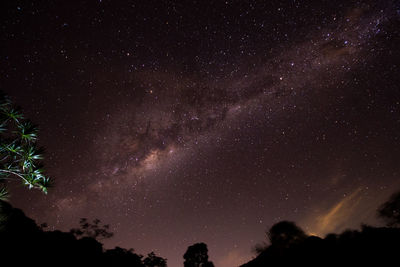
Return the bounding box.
[0,200,167,266]
[143,251,167,267]
[70,217,114,240]
[377,190,400,227]
[267,220,307,248]
[183,242,214,267]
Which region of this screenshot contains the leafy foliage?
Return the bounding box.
[70,218,114,240]
[252,221,307,255]
[0,93,50,199]
[377,190,400,227]
[183,243,214,267]
[143,252,167,267]
[267,221,307,248]
[0,201,166,266]
[0,187,8,200]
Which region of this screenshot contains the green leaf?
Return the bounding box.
[22,146,43,167]
[4,108,24,122]
[37,176,52,194]
[4,142,23,154]
[0,187,9,201]
[32,168,45,179]
[21,159,33,171]
[0,96,12,111]
[0,91,51,197]
[18,121,38,142]
[0,123,7,133]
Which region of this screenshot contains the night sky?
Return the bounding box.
[1,0,400,266]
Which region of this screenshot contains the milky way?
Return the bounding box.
[1,1,400,266]
[89,3,391,191]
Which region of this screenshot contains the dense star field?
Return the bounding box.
[1,0,400,266]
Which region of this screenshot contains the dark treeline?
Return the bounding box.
[241,221,400,267]
[0,200,166,267]
[1,190,400,266]
[241,190,400,266]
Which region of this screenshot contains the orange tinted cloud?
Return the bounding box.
[304,187,364,236]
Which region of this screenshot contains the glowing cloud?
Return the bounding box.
[306,188,364,236]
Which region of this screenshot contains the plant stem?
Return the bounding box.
[0,169,34,188]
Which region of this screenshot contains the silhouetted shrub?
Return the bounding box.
[241,222,400,267]
[377,190,400,227]
[183,242,214,267]
[0,201,166,267]
[143,251,167,267]
[267,221,307,248]
[70,217,114,240]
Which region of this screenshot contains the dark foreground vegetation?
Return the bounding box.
[1,190,400,266]
[241,222,400,266]
[0,200,166,266]
[242,190,400,266]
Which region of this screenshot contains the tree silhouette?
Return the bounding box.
[143,252,167,267]
[377,190,400,227]
[242,223,400,267]
[0,92,50,199]
[243,193,400,267]
[70,218,114,240]
[252,241,269,255]
[0,200,166,266]
[252,221,308,256]
[183,242,214,267]
[267,221,307,248]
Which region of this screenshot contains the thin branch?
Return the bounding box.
[0,169,39,190]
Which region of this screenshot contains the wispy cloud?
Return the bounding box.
[304,187,364,236]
